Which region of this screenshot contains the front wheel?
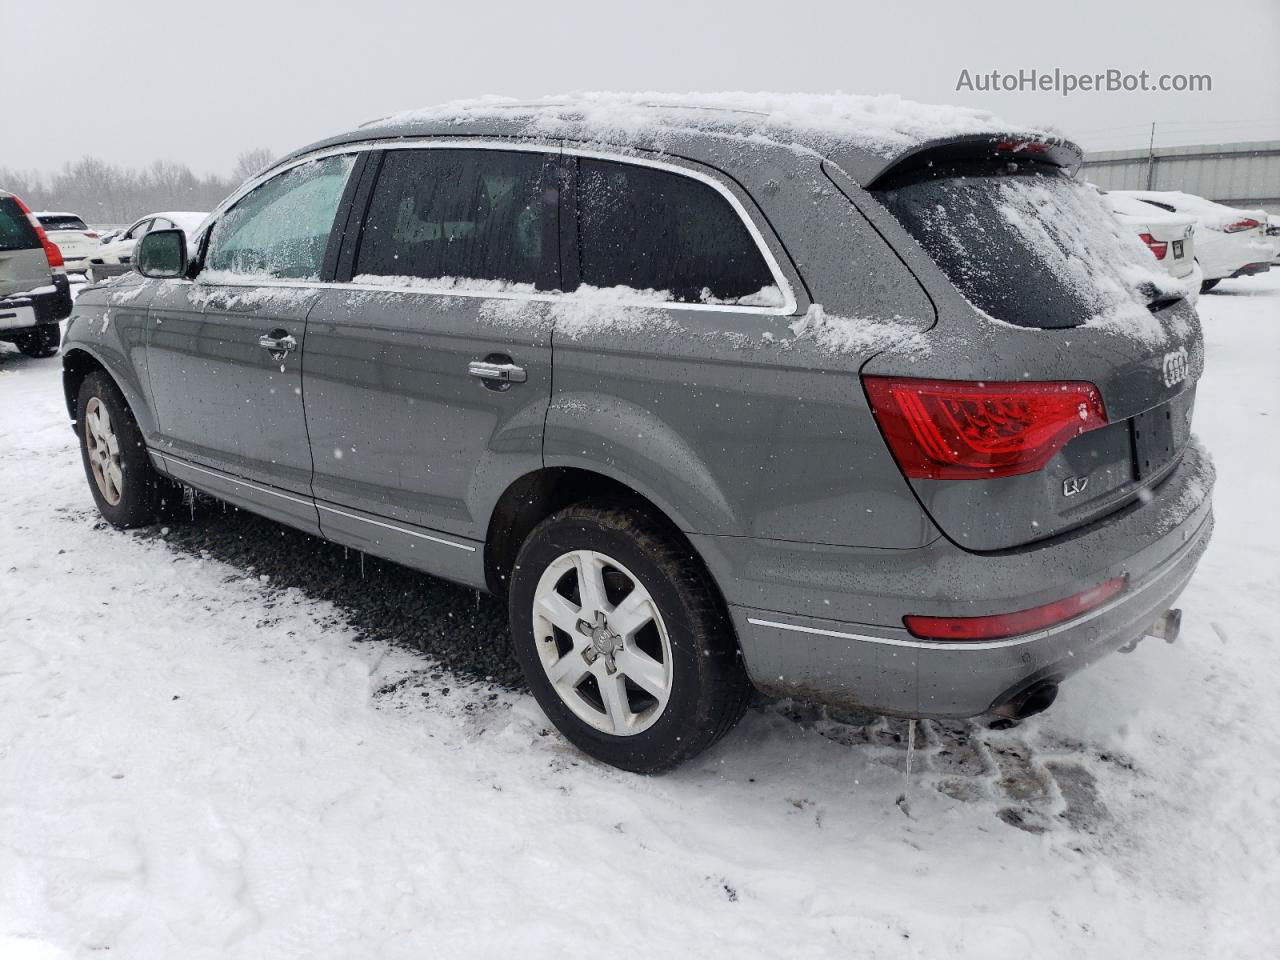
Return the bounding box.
[15,325,60,358]
[77,371,182,527]
[509,503,750,773]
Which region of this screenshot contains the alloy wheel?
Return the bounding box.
[531,549,673,736]
[84,397,124,505]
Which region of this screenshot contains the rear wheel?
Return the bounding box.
[77,371,182,527]
[15,325,60,358]
[509,503,750,773]
[1200,278,1220,293]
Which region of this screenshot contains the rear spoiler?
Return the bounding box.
[866,133,1084,189]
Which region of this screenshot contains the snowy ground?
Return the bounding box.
[1,276,1278,959]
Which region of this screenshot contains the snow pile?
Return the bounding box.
[351,274,539,297]
[188,272,318,311]
[549,284,681,340]
[786,304,928,357]
[367,92,1051,159]
[993,176,1183,342]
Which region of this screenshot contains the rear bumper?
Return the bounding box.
[695,441,1215,718]
[0,274,72,335]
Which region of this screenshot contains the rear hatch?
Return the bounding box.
[0,196,51,300]
[861,142,1201,552]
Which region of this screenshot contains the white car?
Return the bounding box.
[1110,190,1271,291]
[1101,190,1200,302]
[91,211,208,267]
[33,212,100,275]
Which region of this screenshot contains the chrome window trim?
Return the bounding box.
[198,139,798,317]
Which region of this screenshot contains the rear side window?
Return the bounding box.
[355,149,551,288]
[0,198,40,252]
[206,154,355,280]
[875,169,1177,329]
[576,159,777,305]
[38,215,89,231]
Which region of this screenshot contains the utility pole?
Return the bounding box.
[1146,122,1157,190]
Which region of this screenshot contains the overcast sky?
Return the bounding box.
[4,0,1278,176]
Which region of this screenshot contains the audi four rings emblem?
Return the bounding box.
[1162,347,1190,388]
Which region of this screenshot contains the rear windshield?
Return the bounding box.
[0,197,40,251]
[874,167,1179,329]
[38,214,90,231]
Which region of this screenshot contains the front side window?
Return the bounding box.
[577,159,776,304]
[126,219,152,240]
[206,154,355,280]
[355,148,549,288]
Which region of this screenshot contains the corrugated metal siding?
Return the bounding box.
[1083,140,1280,213]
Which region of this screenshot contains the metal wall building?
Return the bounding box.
[1083,140,1280,214]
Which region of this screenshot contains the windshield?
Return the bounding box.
[874,167,1180,329]
[38,215,90,232]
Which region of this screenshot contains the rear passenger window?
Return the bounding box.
[205,154,355,280]
[577,159,778,305]
[0,198,40,252]
[355,149,550,288]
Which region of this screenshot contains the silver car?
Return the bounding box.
[1,189,72,357]
[61,98,1213,772]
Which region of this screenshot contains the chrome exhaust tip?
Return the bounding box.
[1148,608,1182,644]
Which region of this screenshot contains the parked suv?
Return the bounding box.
[1,189,72,358]
[61,97,1214,772]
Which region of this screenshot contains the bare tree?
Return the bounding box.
[0,155,257,225]
[232,148,277,186]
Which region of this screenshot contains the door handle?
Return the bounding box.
[258,330,297,361]
[468,359,527,385]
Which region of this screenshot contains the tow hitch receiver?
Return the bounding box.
[1119,608,1182,653]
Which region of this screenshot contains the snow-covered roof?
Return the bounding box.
[33,211,84,219]
[292,92,1075,185]
[1112,190,1267,228]
[156,211,210,235]
[1102,191,1196,226]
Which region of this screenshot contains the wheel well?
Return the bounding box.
[61,348,107,427]
[485,468,681,597]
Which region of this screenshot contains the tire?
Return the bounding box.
[76,371,182,527]
[509,502,751,773]
[1200,278,1220,293]
[15,325,60,359]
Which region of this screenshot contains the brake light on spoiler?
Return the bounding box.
[904,576,1129,641]
[863,377,1108,480]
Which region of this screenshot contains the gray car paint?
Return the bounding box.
[62,113,1214,720]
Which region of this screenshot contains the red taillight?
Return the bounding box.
[11,194,65,270]
[863,377,1108,480]
[904,576,1128,641]
[1139,232,1168,260]
[1222,218,1260,234]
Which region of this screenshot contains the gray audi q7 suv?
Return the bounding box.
[61,97,1214,772]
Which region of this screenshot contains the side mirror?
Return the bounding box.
[135,228,188,279]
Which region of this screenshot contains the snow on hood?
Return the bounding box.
[364,91,1055,160]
